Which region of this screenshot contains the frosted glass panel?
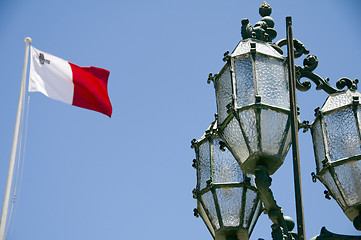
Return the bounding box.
[234,57,255,108]
[324,108,361,162]
[222,117,250,164]
[261,109,288,155]
[197,201,215,236]
[281,127,292,159]
[232,40,251,57]
[335,162,361,206]
[213,139,243,183]
[239,110,258,153]
[199,141,211,190]
[231,40,284,58]
[216,187,242,227]
[321,90,361,112]
[249,201,261,232]
[321,171,346,208]
[256,56,289,109]
[311,119,326,172]
[202,191,220,229]
[243,189,258,228]
[256,42,284,58]
[215,66,232,124]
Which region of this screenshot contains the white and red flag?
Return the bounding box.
[29,46,112,117]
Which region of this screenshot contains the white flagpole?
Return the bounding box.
[0,37,32,240]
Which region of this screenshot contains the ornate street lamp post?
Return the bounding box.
[191,2,361,240]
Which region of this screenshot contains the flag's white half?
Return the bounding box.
[29,46,73,104]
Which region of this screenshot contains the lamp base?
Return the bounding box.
[345,206,361,228]
[215,228,249,240]
[241,154,283,175]
[354,214,361,231]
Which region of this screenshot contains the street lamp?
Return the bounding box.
[191,121,263,240]
[311,88,361,231]
[213,26,292,177]
[191,2,361,240]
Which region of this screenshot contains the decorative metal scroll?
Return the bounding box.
[294,55,358,94]
[273,38,309,58]
[274,39,358,94]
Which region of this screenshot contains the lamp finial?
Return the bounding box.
[259,2,272,17]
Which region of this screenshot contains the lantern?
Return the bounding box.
[192,121,263,239]
[213,39,292,175]
[311,89,361,226]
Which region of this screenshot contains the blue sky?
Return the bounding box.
[0,0,360,239]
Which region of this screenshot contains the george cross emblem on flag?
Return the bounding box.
[39,53,50,65]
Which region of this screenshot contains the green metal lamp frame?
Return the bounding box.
[192,2,361,240]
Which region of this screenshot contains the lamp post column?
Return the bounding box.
[286,16,306,240]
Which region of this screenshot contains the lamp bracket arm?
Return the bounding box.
[295,54,358,94]
[295,64,337,94]
[255,165,294,240]
[274,38,310,58]
[274,38,358,93]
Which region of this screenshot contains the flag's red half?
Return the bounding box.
[69,63,112,117]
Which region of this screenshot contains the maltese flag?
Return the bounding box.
[29,46,112,117]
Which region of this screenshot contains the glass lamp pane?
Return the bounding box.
[202,191,220,229]
[324,108,361,162]
[222,117,250,164]
[213,139,243,183]
[261,109,288,155]
[215,66,232,124]
[321,89,361,112]
[198,201,215,237]
[231,40,283,58]
[249,201,262,232]
[256,42,284,58]
[231,40,251,57]
[311,119,326,173]
[216,187,243,227]
[281,128,291,159]
[334,162,361,206]
[322,92,353,112]
[199,141,211,190]
[234,57,255,108]
[239,109,258,153]
[243,189,258,229]
[320,171,346,208]
[255,56,289,110]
